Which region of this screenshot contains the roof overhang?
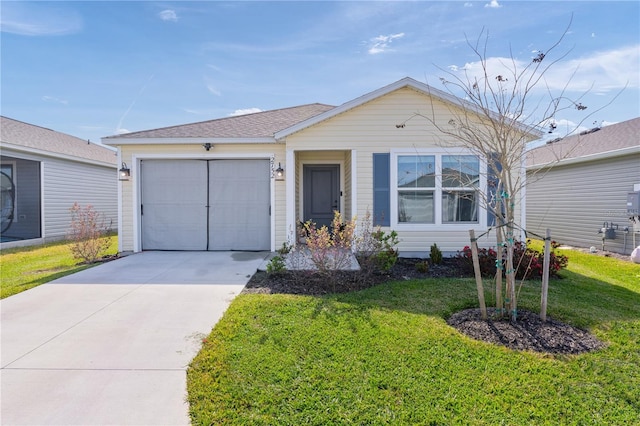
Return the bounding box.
[102,137,277,146]
[526,145,640,171]
[274,77,543,140]
[0,142,117,168]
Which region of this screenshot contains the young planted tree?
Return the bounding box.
[401,21,614,322]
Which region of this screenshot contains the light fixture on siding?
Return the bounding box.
[202,143,213,151]
[275,163,285,181]
[119,162,131,181]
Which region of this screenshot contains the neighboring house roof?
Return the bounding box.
[103,77,543,146]
[526,117,640,169]
[103,103,335,144]
[1,116,117,166]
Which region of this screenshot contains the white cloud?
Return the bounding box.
[42,96,68,105]
[368,32,405,55]
[543,45,640,93]
[446,45,639,96]
[0,3,82,36]
[203,76,221,96]
[485,0,502,8]
[230,108,262,116]
[159,10,178,22]
[464,2,474,7]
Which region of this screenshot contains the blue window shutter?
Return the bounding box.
[487,152,502,226]
[373,153,390,226]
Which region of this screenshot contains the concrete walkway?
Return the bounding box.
[1,251,269,425]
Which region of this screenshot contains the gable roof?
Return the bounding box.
[102,77,543,146]
[1,116,117,166]
[274,77,543,140]
[102,103,334,144]
[526,117,640,168]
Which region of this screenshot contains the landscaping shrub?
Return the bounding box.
[456,240,568,279]
[355,210,399,276]
[430,243,443,265]
[67,203,112,263]
[266,255,286,274]
[302,211,356,273]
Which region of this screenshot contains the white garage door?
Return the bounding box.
[141,159,270,251]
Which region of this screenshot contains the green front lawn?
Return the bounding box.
[188,248,640,425]
[0,237,118,299]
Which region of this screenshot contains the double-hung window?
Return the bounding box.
[391,151,484,227]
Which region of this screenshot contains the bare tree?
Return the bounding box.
[400,20,617,322]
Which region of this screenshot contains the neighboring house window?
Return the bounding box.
[391,151,485,228]
[1,164,13,180]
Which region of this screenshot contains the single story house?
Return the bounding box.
[1,116,118,248]
[104,77,539,256]
[526,117,640,254]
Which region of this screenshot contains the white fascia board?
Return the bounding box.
[274,77,543,140]
[526,145,640,171]
[102,137,277,146]
[0,142,117,168]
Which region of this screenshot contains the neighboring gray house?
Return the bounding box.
[1,116,118,248]
[526,117,640,255]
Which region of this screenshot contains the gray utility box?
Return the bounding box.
[628,192,640,215]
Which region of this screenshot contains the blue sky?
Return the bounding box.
[2,1,638,145]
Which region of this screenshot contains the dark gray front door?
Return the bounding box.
[303,165,340,229]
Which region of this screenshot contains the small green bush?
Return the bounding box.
[266,255,287,274]
[415,260,429,273]
[430,243,443,265]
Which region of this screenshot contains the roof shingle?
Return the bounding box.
[526,117,640,167]
[103,103,335,140]
[1,116,117,165]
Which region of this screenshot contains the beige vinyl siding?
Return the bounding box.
[526,153,640,255]
[42,158,117,240]
[119,143,284,252]
[286,87,503,254]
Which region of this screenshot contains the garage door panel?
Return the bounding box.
[208,160,270,251]
[141,159,270,251]
[141,160,208,250]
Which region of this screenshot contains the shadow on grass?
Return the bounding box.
[2,264,94,299]
[323,271,640,331]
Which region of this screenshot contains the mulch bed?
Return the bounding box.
[448,308,605,354]
[244,256,606,355]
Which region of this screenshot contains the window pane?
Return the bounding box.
[442,191,478,222]
[0,165,12,179]
[442,155,479,188]
[398,190,434,223]
[397,156,435,188]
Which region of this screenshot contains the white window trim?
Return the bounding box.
[390,148,487,231]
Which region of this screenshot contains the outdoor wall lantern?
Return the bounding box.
[275,163,285,181]
[119,162,131,181]
[202,143,213,151]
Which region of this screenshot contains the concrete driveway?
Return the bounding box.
[1,251,269,425]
